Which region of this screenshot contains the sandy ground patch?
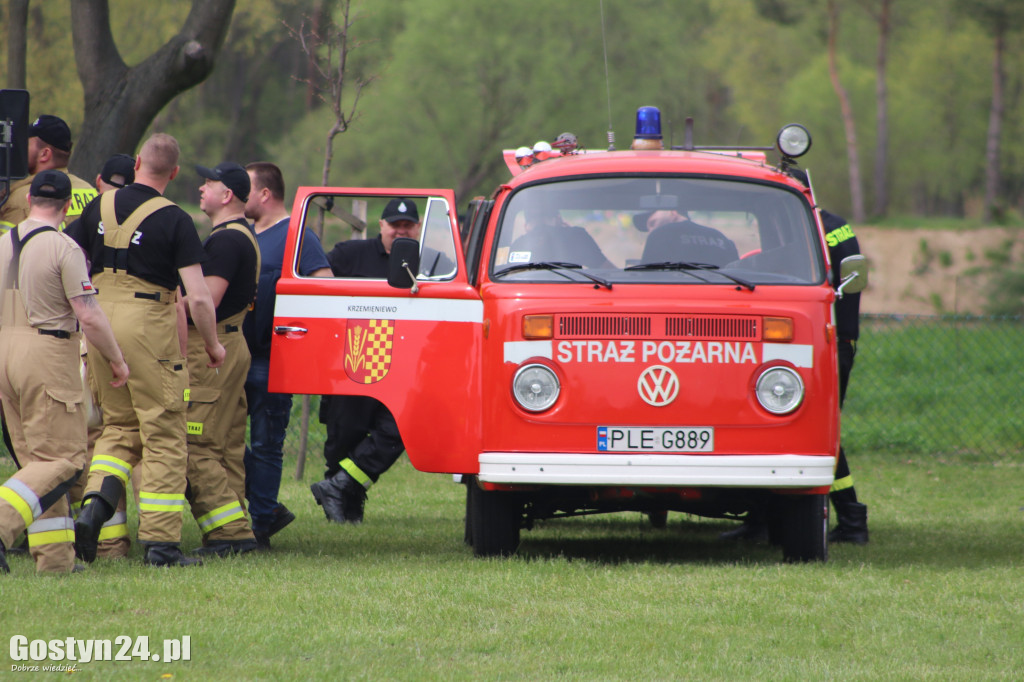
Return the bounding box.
[856,227,1022,315]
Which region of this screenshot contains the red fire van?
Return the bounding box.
[269,108,867,562]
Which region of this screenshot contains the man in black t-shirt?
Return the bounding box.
[181,162,261,557]
[639,209,738,266]
[67,133,225,567]
[508,207,613,269]
[311,198,421,524]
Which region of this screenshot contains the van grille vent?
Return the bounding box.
[557,315,652,338]
[665,315,759,340]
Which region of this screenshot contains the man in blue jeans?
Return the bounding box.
[242,162,331,548]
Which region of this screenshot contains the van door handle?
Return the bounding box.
[274,325,308,335]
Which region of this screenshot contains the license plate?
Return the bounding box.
[597,426,714,452]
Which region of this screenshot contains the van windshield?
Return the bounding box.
[491,177,824,285]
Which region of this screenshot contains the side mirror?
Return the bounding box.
[836,254,868,298]
[388,237,421,292]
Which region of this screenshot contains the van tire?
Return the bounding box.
[781,493,829,563]
[467,476,522,557]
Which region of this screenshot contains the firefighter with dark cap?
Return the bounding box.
[0,170,128,574]
[182,161,261,557]
[310,198,422,524]
[95,153,136,193]
[0,115,97,232]
[65,133,225,567]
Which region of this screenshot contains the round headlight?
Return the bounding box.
[755,366,804,415]
[512,364,560,412]
[776,124,812,158]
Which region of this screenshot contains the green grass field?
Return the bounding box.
[1,447,1021,681]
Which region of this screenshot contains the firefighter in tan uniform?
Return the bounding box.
[65,153,140,558]
[0,170,128,574]
[183,162,261,557]
[0,115,97,233]
[0,115,98,557]
[65,134,225,567]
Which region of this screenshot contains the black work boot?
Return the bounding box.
[266,504,296,538]
[829,501,869,544]
[311,471,367,524]
[74,496,114,563]
[254,504,297,549]
[0,539,9,574]
[338,474,367,524]
[310,478,347,523]
[144,543,203,567]
[192,539,259,558]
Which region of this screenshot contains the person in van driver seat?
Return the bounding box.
[508,206,613,269]
[637,209,738,266]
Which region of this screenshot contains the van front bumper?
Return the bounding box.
[478,453,835,488]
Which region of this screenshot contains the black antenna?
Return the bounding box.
[600,0,615,150]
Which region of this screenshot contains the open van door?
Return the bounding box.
[269,188,483,474]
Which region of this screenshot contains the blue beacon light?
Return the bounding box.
[632,106,663,149]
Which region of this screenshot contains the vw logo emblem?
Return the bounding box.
[638,365,680,407]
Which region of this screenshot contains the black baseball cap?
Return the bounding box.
[632,211,653,232]
[100,153,136,188]
[29,115,73,153]
[30,169,72,200]
[381,198,419,223]
[196,161,250,202]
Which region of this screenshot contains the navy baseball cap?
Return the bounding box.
[381,198,419,223]
[100,153,136,188]
[29,115,73,153]
[30,169,72,200]
[196,161,250,202]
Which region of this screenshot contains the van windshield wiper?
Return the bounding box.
[625,261,755,291]
[495,261,613,290]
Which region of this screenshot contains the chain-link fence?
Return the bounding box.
[843,314,1023,458]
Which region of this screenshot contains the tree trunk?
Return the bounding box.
[828,0,865,223]
[982,28,1004,223]
[7,0,29,89]
[68,0,236,178]
[871,0,891,219]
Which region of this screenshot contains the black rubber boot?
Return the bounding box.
[74,496,114,563]
[310,478,346,523]
[192,539,259,558]
[0,539,9,574]
[828,501,869,544]
[144,543,203,567]
[338,473,367,524]
[310,471,366,524]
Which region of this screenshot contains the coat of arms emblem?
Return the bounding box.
[344,319,395,384]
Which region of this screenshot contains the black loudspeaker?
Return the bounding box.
[0,89,30,180]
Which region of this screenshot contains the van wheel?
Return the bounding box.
[781,494,828,563]
[467,476,522,557]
